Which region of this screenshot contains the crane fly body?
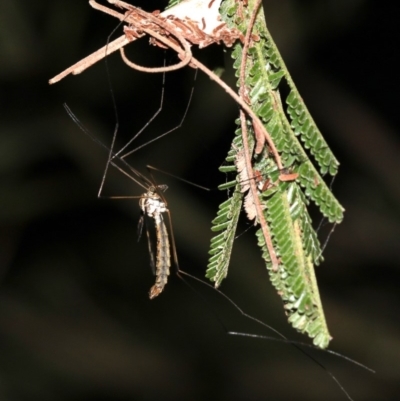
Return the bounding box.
[138,185,171,299]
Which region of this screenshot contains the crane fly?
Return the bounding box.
[64,102,180,299]
[59,22,196,298]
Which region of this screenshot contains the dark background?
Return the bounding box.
[0,0,399,400]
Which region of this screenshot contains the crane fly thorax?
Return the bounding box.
[139,186,169,220]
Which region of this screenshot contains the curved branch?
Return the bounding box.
[118,6,283,170]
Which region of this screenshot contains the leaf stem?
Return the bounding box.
[239,0,279,270]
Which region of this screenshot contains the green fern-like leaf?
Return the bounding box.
[206,0,345,348]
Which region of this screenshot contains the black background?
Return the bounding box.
[0,0,399,400]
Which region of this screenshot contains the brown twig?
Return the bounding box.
[49,35,130,84]
[238,0,279,271]
[49,0,193,83]
[120,7,193,73]
[49,0,240,84]
[92,1,193,73]
[238,0,281,165]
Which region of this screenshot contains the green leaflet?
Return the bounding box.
[265,185,330,348]
[261,27,340,176]
[287,184,323,265]
[206,129,248,287]
[286,89,339,176]
[206,184,243,287]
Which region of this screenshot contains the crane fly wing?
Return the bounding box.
[139,187,171,299]
[137,212,157,276]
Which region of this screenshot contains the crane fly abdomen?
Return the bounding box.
[139,186,171,299]
[149,216,171,299]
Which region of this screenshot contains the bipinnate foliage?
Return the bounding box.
[205,0,344,349]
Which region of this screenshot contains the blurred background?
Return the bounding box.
[0,0,399,400]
